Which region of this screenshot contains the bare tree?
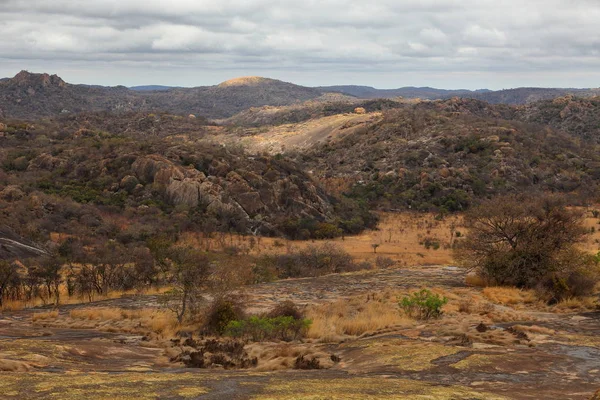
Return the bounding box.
[161,246,210,323]
[30,253,63,306]
[0,260,19,307]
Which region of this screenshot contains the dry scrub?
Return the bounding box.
[306,294,412,342]
[29,307,183,338]
[482,287,538,306]
[2,286,168,312]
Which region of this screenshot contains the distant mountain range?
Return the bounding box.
[316,85,491,99]
[129,85,178,91]
[317,85,600,104]
[0,70,598,120]
[0,72,323,119]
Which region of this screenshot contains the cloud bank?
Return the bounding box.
[0,0,598,88]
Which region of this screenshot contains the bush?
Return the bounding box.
[266,300,304,320]
[399,289,448,320]
[294,355,322,369]
[225,316,311,342]
[375,256,396,269]
[421,237,440,250]
[455,194,600,301]
[203,298,246,335]
[537,249,600,303]
[258,243,359,279]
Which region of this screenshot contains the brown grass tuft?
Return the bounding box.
[482,287,538,306]
[31,310,59,321]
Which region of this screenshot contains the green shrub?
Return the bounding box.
[225,316,311,342]
[399,289,448,320]
[421,237,440,250]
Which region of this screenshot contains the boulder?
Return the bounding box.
[120,175,140,193]
[167,178,202,207]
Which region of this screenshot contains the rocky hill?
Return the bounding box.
[0,71,142,119]
[0,71,325,120]
[0,113,375,245]
[282,98,600,212]
[224,98,401,127]
[515,96,600,143]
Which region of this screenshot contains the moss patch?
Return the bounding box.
[252,377,509,400]
[344,338,460,371]
[0,372,210,399]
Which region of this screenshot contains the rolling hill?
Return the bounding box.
[3,71,600,122]
[0,72,325,120]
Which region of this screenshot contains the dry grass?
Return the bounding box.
[245,342,335,371]
[1,286,169,312]
[66,307,181,337]
[465,273,487,287]
[181,212,459,266]
[552,296,598,312]
[306,295,412,342]
[31,310,59,322]
[482,287,538,306]
[512,324,555,335]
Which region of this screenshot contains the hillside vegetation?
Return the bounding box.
[0,112,375,249]
[515,96,600,143]
[289,98,600,212]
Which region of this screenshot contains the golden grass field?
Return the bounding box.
[183,207,600,266]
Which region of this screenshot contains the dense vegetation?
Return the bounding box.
[515,96,600,143]
[296,98,600,213]
[0,112,376,247]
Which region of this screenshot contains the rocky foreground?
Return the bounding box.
[1,265,599,399]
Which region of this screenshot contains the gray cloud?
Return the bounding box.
[0,0,599,89]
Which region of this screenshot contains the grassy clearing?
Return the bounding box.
[181,211,460,266]
[68,308,182,337]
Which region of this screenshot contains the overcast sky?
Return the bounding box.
[0,0,599,89]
